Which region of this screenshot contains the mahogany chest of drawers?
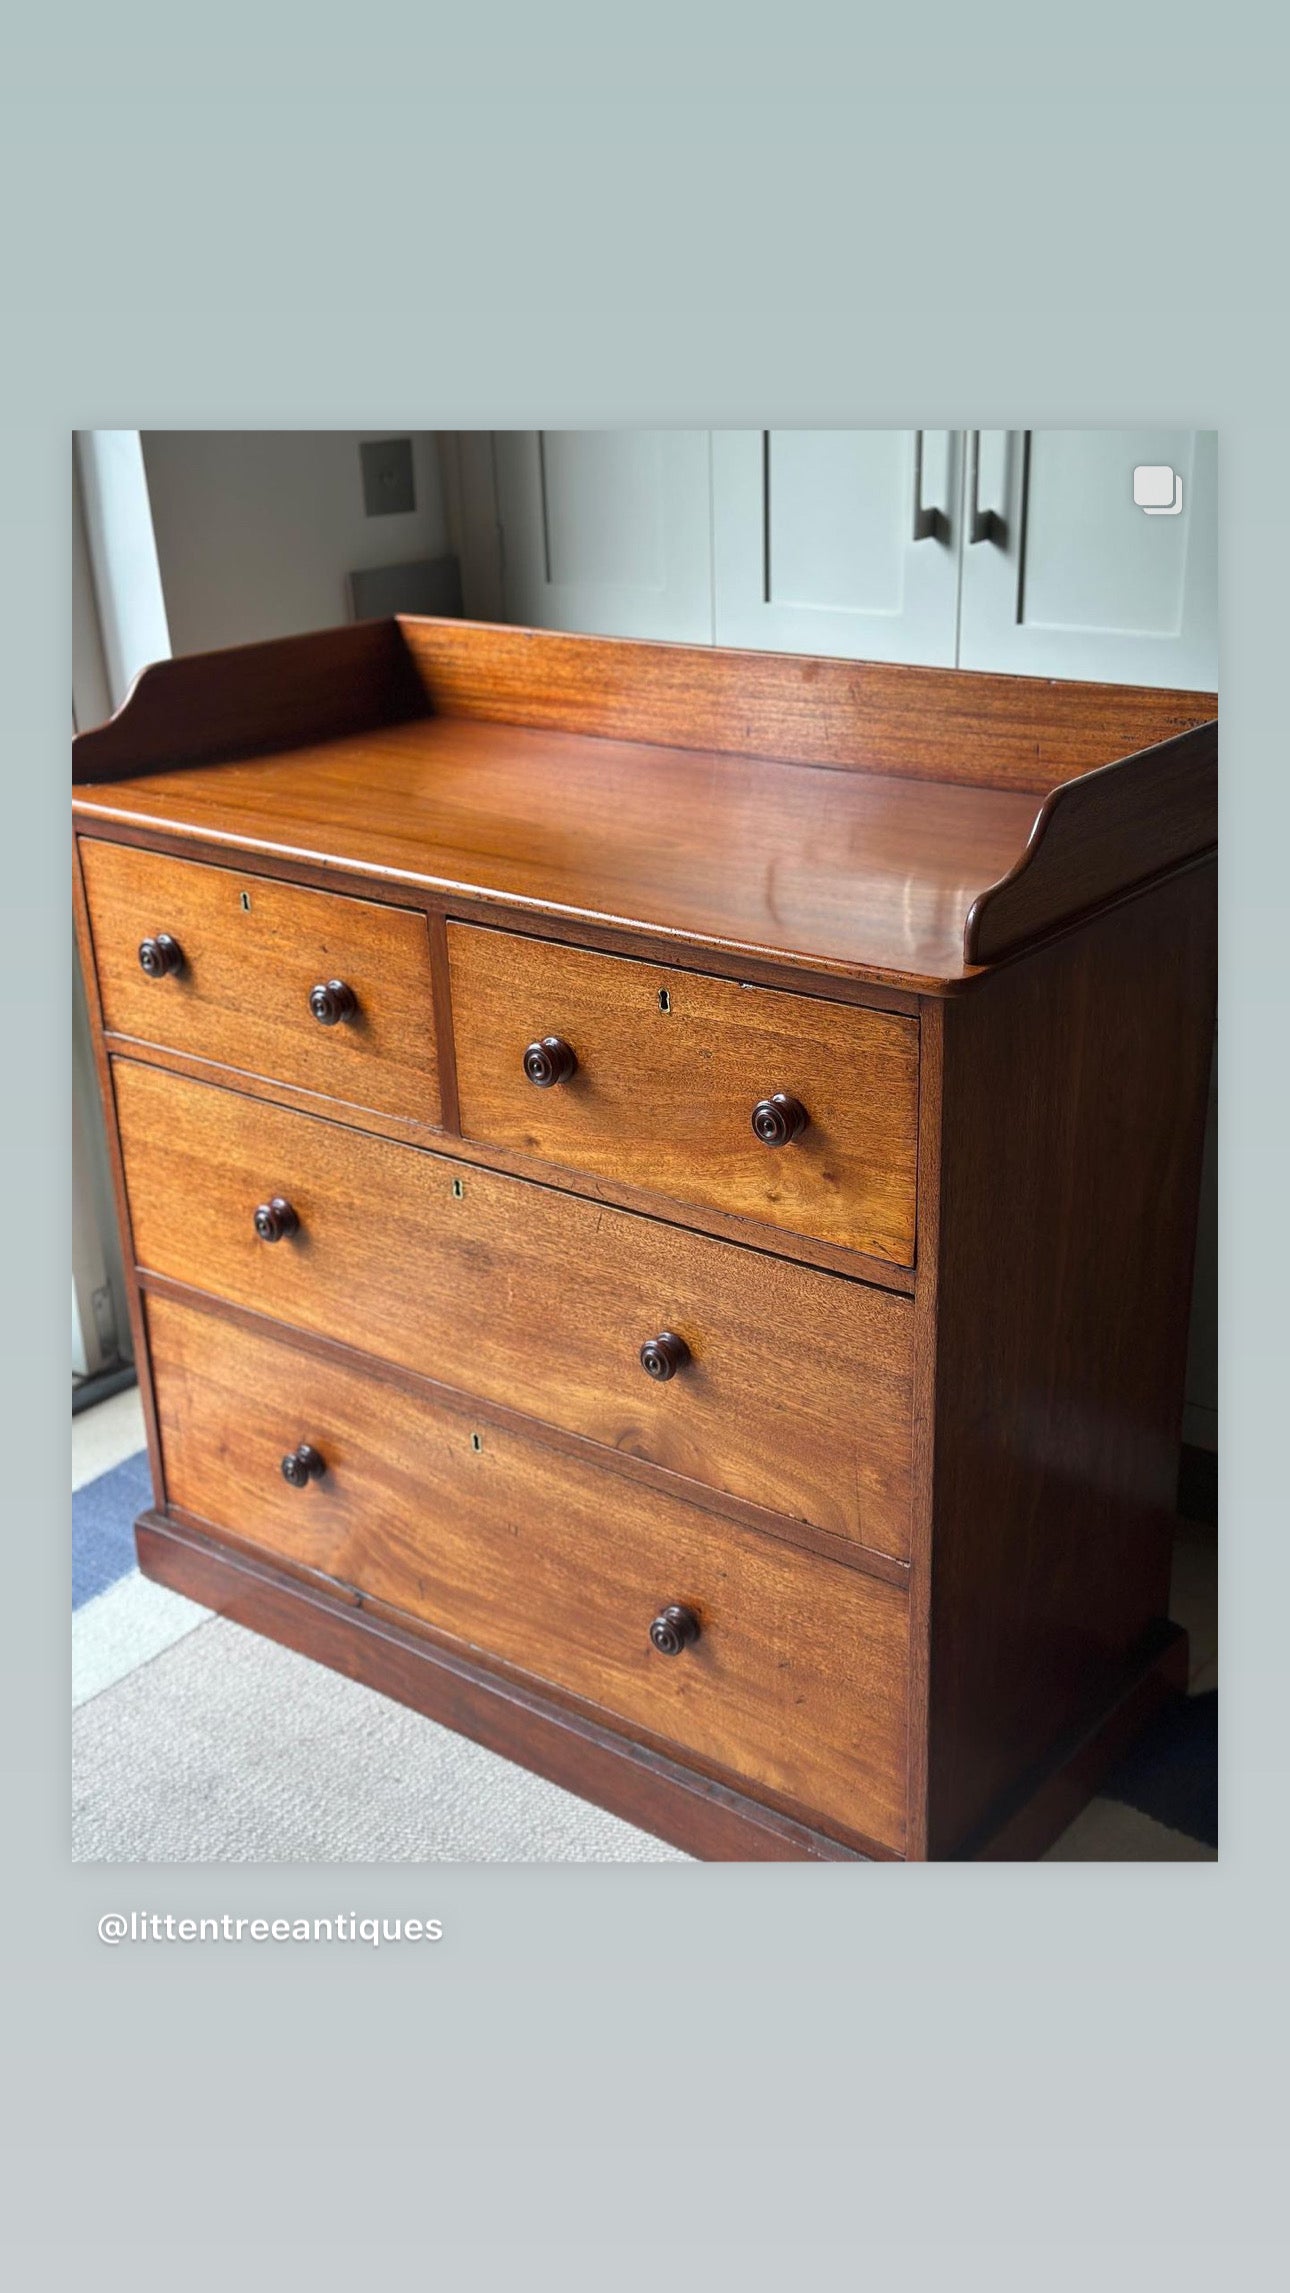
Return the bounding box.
[72,618,1217,1860]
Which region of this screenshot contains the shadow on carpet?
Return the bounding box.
[1099,1689,1218,1848]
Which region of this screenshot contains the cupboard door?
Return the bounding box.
[957,429,1217,690]
[492,430,714,641]
[712,429,963,665]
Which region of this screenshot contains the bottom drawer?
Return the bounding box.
[146,1293,910,1852]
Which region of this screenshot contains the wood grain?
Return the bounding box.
[147,1290,911,1850]
[70,617,425,780]
[72,617,1218,983]
[73,815,926,1017]
[69,614,1216,797]
[137,1513,877,1860]
[393,618,1216,793]
[80,837,440,1125]
[72,615,1219,1860]
[98,1027,914,1293]
[903,993,946,1860]
[449,923,920,1263]
[925,863,1217,1858]
[135,1277,914,1586]
[74,716,1041,985]
[966,722,1217,962]
[74,685,1222,990]
[115,1057,916,1554]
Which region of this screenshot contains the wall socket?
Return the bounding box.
[360,436,416,518]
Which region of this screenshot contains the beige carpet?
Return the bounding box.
[72,1614,688,1863]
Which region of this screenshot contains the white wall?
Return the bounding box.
[72,436,169,1373]
[139,431,449,655]
[76,431,172,704]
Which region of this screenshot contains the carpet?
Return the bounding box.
[73,1614,688,1863]
[73,1448,154,1608]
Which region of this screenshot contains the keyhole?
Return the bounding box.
[451,1177,464,1199]
[658,989,671,1014]
[239,891,251,912]
[470,1432,483,1453]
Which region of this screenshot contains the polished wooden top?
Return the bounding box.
[76,715,1045,985]
[72,617,1217,990]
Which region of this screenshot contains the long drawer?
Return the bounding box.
[147,1291,911,1850]
[80,839,441,1125]
[448,924,920,1264]
[115,1058,915,1555]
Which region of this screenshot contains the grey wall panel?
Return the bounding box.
[958,429,1217,690]
[492,431,713,641]
[712,429,962,664]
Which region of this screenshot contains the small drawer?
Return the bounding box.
[148,1291,910,1850]
[79,839,440,1125]
[448,924,919,1264]
[116,1059,915,1555]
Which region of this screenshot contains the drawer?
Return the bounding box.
[448,925,919,1263]
[80,840,440,1125]
[116,1059,915,1555]
[147,1291,910,1850]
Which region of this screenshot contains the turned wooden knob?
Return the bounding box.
[253,1195,299,1243]
[137,932,183,980]
[649,1603,701,1656]
[309,979,357,1026]
[640,1331,691,1382]
[281,1442,326,1488]
[751,1092,809,1147]
[523,1035,578,1088]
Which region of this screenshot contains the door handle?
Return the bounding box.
[967,430,1005,545]
[911,431,947,542]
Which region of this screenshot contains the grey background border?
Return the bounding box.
[5,10,1288,2282]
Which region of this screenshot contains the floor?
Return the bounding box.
[72,1388,1218,1862]
[72,1386,211,1710]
